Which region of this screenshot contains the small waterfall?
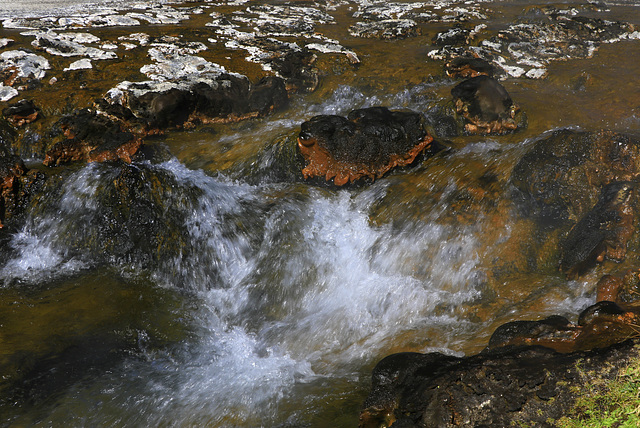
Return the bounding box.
[0,152,492,425]
[0,86,598,426]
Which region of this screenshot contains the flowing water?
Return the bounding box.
[1,0,640,426]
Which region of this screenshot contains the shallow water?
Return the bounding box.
[1,0,640,426]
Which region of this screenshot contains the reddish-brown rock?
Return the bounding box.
[43,109,142,166]
[297,107,433,185]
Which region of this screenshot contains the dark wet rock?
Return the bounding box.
[0,149,27,228]
[0,146,45,228]
[191,75,288,122]
[297,107,433,186]
[246,76,289,116]
[0,117,17,146]
[43,109,142,166]
[485,299,640,355]
[510,130,640,225]
[127,87,194,129]
[445,56,497,79]
[451,76,522,134]
[189,78,249,123]
[360,341,640,428]
[578,301,626,326]
[596,273,625,303]
[24,162,199,270]
[559,181,636,279]
[423,106,460,139]
[575,306,640,351]
[116,40,296,125]
[269,49,318,93]
[104,71,288,132]
[428,45,509,79]
[487,315,579,353]
[2,99,39,127]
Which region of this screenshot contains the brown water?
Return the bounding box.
[1,1,640,426]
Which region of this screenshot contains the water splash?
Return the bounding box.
[0,155,492,425]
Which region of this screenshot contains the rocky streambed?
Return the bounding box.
[1,0,640,426]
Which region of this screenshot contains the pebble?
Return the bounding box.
[64,58,92,71]
[0,84,19,102]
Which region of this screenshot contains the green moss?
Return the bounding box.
[556,355,640,428]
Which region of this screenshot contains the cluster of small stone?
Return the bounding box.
[430,5,639,79]
[348,1,489,39]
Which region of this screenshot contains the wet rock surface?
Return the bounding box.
[429,5,638,79]
[297,107,433,185]
[559,181,636,279]
[445,56,499,79]
[360,261,640,427]
[42,109,142,166]
[0,145,45,228]
[105,73,288,130]
[360,341,640,428]
[451,75,521,134]
[22,161,201,270]
[511,129,640,225]
[2,99,39,127]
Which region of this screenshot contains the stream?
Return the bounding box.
[1,0,640,426]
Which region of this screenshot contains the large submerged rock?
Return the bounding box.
[511,130,640,278]
[511,129,640,224]
[559,181,636,279]
[297,107,433,186]
[487,302,640,354]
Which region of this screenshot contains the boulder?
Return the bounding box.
[2,99,39,127]
[297,107,433,186]
[451,75,521,134]
[105,74,288,131]
[596,269,640,305]
[487,315,580,353]
[24,161,199,271]
[445,56,497,79]
[485,299,640,354]
[360,341,640,428]
[43,109,142,166]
